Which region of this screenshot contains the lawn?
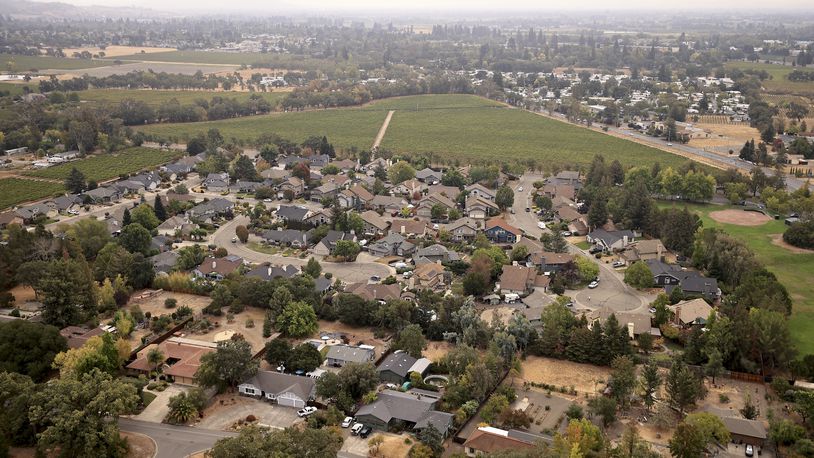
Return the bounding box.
[725,61,814,96]
[79,88,287,107]
[23,147,182,182]
[662,201,814,355]
[138,108,387,150]
[378,95,688,169]
[0,178,65,210]
[0,53,114,71]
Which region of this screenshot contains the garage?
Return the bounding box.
[277,393,305,408]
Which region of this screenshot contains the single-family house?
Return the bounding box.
[717,414,767,448]
[0,212,25,228]
[275,205,310,225]
[344,283,404,303]
[668,298,714,327]
[367,233,416,258]
[262,228,311,248]
[588,306,656,339]
[465,196,499,220]
[313,230,356,257]
[463,427,539,456]
[245,263,299,281]
[310,182,339,202]
[415,168,443,184]
[338,185,375,210]
[428,184,461,200]
[390,219,433,238]
[84,186,122,204]
[157,215,196,237]
[238,371,315,408]
[278,176,304,198]
[499,265,549,295]
[621,239,666,263]
[377,352,432,384]
[443,217,480,241]
[14,203,57,222]
[484,218,522,244]
[646,260,720,301]
[324,344,375,367]
[360,210,389,237]
[193,256,243,280]
[149,251,179,274]
[230,180,263,194]
[49,194,81,213]
[587,229,636,251]
[370,195,407,214]
[59,326,108,349]
[528,251,574,273]
[392,179,428,197]
[409,262,450,291]
[186,198,234,221]
[466,183,496,201]
[413,244,460,264]
[416,193,457,220]
[355,390,448,432]
[304,208,333,227]
[127,338,215,385]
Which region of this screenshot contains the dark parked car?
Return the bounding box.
[359,426,372,438]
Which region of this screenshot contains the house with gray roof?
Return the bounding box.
[238,371,315,408]
[415,168,443,184]
[149,251,179,274]
[414,244,460,264]
[367,233,415,258]
[275,205,310,224]
[587,229,636,251]
[313,230,356,256]
[49,194,81,212]
[245,263,300,281]
[377,351,431,384]
[355,390,448,432]
[84,186,122,204]
[325,344,375,367]
[262,229,311,248]
[186,198,234,221]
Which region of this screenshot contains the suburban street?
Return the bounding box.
[213,215,393,284]
[508,174,652,314]
[119,418,237,458]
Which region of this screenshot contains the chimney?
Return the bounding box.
[675,306,681,325]
[657,243,663,261]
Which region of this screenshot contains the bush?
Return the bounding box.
[719,394,730,403]
[784,220,814,249]
[566,404,584,419]
[164,298,177,309]
[245,319,255,328]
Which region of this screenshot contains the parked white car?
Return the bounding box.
[341,416,355,428]
[588,280,599,289]
[297,406,317,417]
[537,221,546,229]
[351,423,365,435]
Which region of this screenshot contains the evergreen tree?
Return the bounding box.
[122,208,131,227]
[153,196,167,221]
[65,167,87,193]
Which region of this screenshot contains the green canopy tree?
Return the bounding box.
[0,321,67,382]
[394,324,427,358]
[65,167,87,193]
[194,338,259,392]
[276,301,318,337]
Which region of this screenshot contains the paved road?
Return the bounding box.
[213,215,392,284]
[507,174,651,313]
[119,418,236,458]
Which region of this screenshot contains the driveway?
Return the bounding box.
[120,418,236,458]
[133,384,188,423]
[213,215,392,284]
[196,395,301,431]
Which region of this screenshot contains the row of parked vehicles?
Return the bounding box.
[296,408,373,438]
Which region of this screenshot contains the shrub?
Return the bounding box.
[783,220,814,249]
[245,319,255,328]
[719,394,730,403]
[164,298,177,309]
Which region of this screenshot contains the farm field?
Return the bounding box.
[56,62,237,78]
[0,82,38,96]
[0,178,65,210]
[110,50,369,73]
[138,108,388,150]
[661,201,814,355]
[79,89,287,107]
[0,53,114,71]
[378,95,688,168]
[725,61,814,96]
[23,147,182,182]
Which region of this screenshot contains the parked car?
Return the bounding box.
[648,308,657,314]
[359,426,372,438]
[537,221,546,229]
[231,237,237,243]
[525,207,531,212]
[588,280,599,289]
[369,275,381,282]
[341,417,355,428]
[589,246,603,254]
[612,260,625,268]
[518,186,523,192]
[385,383,399,390]
[351,423,364,435]
[561,231,572,237]
[297,406,317,417]
[745,445,754,457]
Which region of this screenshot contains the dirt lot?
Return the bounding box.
[187,307,270,353]
[62,45,177,58]
[513,388,574,433]
[129,290,211,317]
[424,341,453,363]
[709,209,772,226]
[770,233,814,254]
[316,320,389,359]
[8,285,37,303]
[521,357,612,395]
[691,123,760,152]
[372,432,412,458]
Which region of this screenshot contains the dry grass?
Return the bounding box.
[189,307,270,353]
[316,320,389,358]
[63,45,177,58]
[423,341,453,363]
[128,290,212,317]
[520,356,611,394]
[9,285,37,303]
[709,209,772,226]
[373,433,412,458]
[691,123,761,152]
[121,431,156,458]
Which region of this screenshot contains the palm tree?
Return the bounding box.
[147,347,164,377]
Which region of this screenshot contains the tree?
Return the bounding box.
[276,301,318,337]
[394,324,427,358]
[287,343,323,372]
[614,426,660,458]
[166,388,206,424]
[0,371,37,448]
[610,355,636,410]
[29,369,138,458]
[415,423,444,455]
[588,395,617,427]
[303,257,322,278]
[588,195,609,228]
[480,394,509,424]
[147,346,164,374]
[795,390,814,424]
[208,425,343,458]
[624,261,653,288]
[232,155,259,181]
[119,223,152,255]
[704,349,724,384]
[683,412,731,450]
[337,362,379,400]
[17,258,97,328]
[93,243,133,282]
[575,255,599,283]
[235,225,249,243]
[639,360,661,411]
[332,240,360,261]
[194,338,259,392]
[130,204,160,230]
[153,195,167,221]
[67,218,112,260]
[263,338,292,367]
[669,422,706,458]
[53,333,126,378]
[666,360,704,412]
[495,186,514,210]
[542,230,568,253]
[65,167,87,193]
[740,394,758,420]
[552,418,606,456]
[0,321,67,382]
[388,160,416,184]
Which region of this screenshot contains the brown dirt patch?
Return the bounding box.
[424,341,453,363]
[769,233,814,254]
[373,433,412,458]
[128,290,212,317]
[316,320,389,359]
[691,123,760,151]
[520,356,612,394]
[709,209,771,226]
[9,285,37,303]
[122,431,156,458]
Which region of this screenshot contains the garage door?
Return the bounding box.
[278,395,304,408]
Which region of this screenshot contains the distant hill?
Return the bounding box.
[0,0,177,20]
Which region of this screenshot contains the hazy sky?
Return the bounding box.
[36,0,814,13]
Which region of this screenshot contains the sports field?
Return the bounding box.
[138,108,388,150]
[23,147,182,182]
[664,201,814,356]
[725,61,814,96]
[0,178,65,210]
[0,53,113,71]
[138,94,687,168]
[79,89,287,107]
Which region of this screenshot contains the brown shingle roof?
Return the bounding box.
[485,217,521,236]
[464,429,536,453]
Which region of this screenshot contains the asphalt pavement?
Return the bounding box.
[119,418,237,458]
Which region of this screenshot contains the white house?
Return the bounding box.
[238,371,316,408]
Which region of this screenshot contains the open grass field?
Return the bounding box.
[661,201,814,355]
[378,95,688,168]
[0,82,38,96]
[109,50,368,73]
[0,178,65,210]
[79,88,287,107]
[139,94,688,168]
[138,107,387,150]
[0,53,114,71]
[23,147,182,182]
[725,61,814,96]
